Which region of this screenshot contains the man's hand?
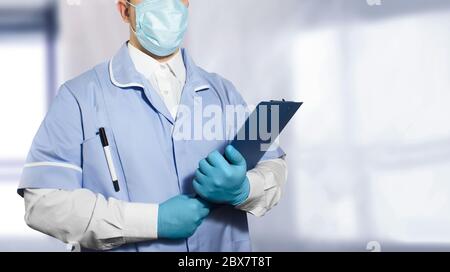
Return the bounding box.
[193,145,250,206]
[158,195,210,239]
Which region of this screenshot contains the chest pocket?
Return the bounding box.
[80,90,127,200]
[82,129,113,194]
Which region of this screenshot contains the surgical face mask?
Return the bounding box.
[127,0,188,57]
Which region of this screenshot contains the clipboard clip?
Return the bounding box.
[270,99,287,102]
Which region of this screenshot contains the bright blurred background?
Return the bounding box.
[1,0,450,252]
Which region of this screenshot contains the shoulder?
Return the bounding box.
[196,67,247,106]
[61,61,110,101]
[197,67,236,91]
[46,61,110,119]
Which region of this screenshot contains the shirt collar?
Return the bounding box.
[168,49,187,84]
[109,43,210,94]
[128,43,186,84]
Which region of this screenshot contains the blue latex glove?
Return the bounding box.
[158,195,210,239]
[193,145,250,206]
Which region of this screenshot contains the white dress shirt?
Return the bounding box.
[23,43,288,251]
[128,43,186,119]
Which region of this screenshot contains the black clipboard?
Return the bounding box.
[230,100,303,169]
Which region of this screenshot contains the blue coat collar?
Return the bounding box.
[109,43,211,95]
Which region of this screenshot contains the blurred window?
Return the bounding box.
[0,2,59,248]
[0,3,56,176]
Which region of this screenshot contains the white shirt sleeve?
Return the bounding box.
[23,157,287,249]
[23,188,158,251]
[236,157,288,217]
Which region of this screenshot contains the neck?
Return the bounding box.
[129,37,178,63]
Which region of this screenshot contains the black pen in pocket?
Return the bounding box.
[99,127,120,192]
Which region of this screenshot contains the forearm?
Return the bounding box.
[24,188,158,251]
[237,157,288,217]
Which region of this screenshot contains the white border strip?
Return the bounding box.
[24,162,82,173]
[109,59,145,89]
